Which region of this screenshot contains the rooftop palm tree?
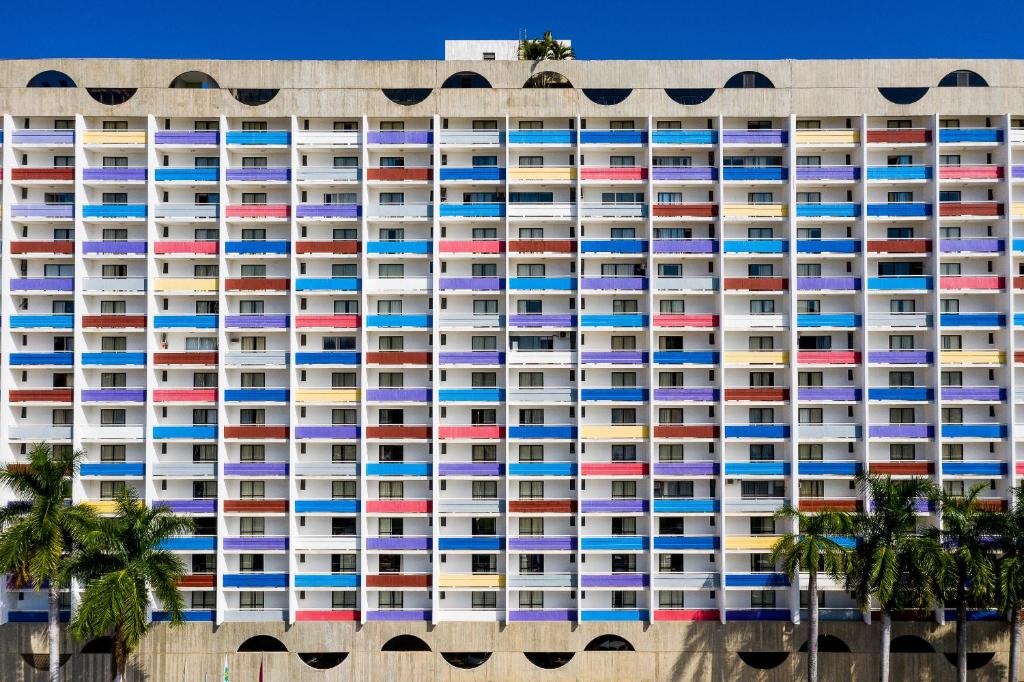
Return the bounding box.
[995,486,1024,682]
[69,489,193,682]
[930,484,1000,682]
[770,503,853,682]
[518,31,575,62]
[0,444,97,682]
[846,474,942,682]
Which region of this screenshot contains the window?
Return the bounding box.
[332,444,356,462]
[239,592,265,610]
[519,481,544,500]
[239,481,264,499]
[798,444,823,461]
[519,518,544,536]
[100,445,125,462]
[612,444,636,461]
[471,592,497,610]
[331,592,357,610]
[654,480,693,498]
[519,591,544,609]
[519,444,544,462]
[239,517,265,536]
[332,481,356,498]
[611,481,637,499]
[472,481,498,499]
[611,517,637,535]
[240,444,265,462]
[378,591,403,609]
[611,591,637,608]
[890,444,916,461]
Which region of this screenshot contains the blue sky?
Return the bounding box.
[5,0,1024,60]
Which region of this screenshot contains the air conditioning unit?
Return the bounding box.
[229,337,239,343]
[726,478,737,485]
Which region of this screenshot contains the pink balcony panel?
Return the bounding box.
[581,463,648,476]
[366,500,432,514]
[797,350,861,364]
[225,204,290,219]
[439,240,504,254]
[155,241,219,255]
[940,276,1003,290]
[153,389,218,403]
[580,167,647,181]
[438,425,505,439]
[939,165,1002,180]
[653,314,718,328]
[296,315,360,329]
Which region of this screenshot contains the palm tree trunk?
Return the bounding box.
[112,628,126,682]
[957,590,968,682]
[880,608,892,682]
[1009,605,1020,682]
[47,582,60,682]
[808,571,818,682]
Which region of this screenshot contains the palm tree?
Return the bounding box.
[929,484,1000,682]
[0,444,97,682]
[518,31,575,62]
[769,503,853,682]
[845,474,943,682]
[69,489,193,682]
[995,486,1024,682]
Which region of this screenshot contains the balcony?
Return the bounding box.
[867,350,932,364]
[939,201,1002,217]
[295,240,360,255]
[506,202,577,219]
[507,425,577,439]
[723,239,785,254]
[154,131,218,145]
[722,130,787,144]
[439,313,503,328]
[439,167,503,182]
[722,204,786,219]
[10,203,74,219]
[294,426,359,439]
[580,130,646,144]
[82,204,146,219]
[154,204,219,220]
[867,165,931,181]
[508,129,576,145]
[438,277,504,291]
[154,168,219,182]
[508,277,576,291]
[723,277,787,291]
[866,129,930,144]
[10,313,73,327]
[580,166,647,181]
[294,167,360,183]
[225,131,290,145]
[867,276,931,291]
[367,167,432,182]
[939,128,1002,144]
[82,277,146,293]
[652,202,716,218]
[722,166,786,182]
[797,387,860,402]
[580,203,646,219]
[11,167,74,182]
[224,277,289,292]
[293,130,359,147]
[795,165,859,181]
[10,240,74,255]
[867,238,930,254]
[225,204,289,219]
[366,131,432,145]
[940,164,1003,180]
[795,202,860,218]
[653,314,717,328]
[868,424,934,439]
[439,203,504,218]
[82,240,146,256]
[224,167,289,182]
[866,202,931,218]
[438,129,502,146]
[82,167,146,182]
[11,129,75,145]
[652,351,718,365]
[225,240,289,255]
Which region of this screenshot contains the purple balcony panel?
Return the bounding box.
[580,351,647,364]
[11,205,74,219]
[223,537,288,551]
[12,278,74,292]
[439,277,504,291]
[224,315,290,329]
[366,388,431,402]
[366,537,431,550]
[871,498,933,512]
[82,168,147,182]
[582,277,646,291]
[509,314,576,328]
[653,239,716,254]
[155,131,219,145]
[653,387,717,401]
[81,389,145,402]
[653,462,718,476]
[223,463,288,477]
[509,609,576,622]
[941,387,1006,401]
[367,131,433,145]
[581,573,649,588]
[797,387,861,401]
[868,425,934,438]
[795,166,859,181]
[1014,166,1024,179]
[225,168,290,182]
[508,537,576,551]
[367,610,431,621]
[581,499,648,513]
[797,277,860,291]
[868,351,932,364]
[723,130,787,144]
[438,462,503,476]
[83,241,147,255]
[940,239,1002,253]
[439,352,504,365]
[12,131,75,144]
[651,167,716,181]
[156,500,217,514]
[296,204,360,219]
[295,426,359,439]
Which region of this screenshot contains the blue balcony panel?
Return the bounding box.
[365,463,431,477]
[508,462,577,477]
[81,352,146,366]
[723,462,789,476]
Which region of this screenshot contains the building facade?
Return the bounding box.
[0,57,1021,679]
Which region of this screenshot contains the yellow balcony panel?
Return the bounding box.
[724,535,781,551]
[941,350,1005,366]
[580,425,648,439]
[295,389,360,404]
[794,130,859,145]
[723,204,787,218]
[83,501,119,514]
[82,131,147,145]
[1013,203,1024,219]
[436,574,506,589]
[507,167,576,182]
[723,351,788,366]
[154,278,219,293]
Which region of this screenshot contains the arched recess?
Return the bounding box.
[441,652,492,669]
[297,652,348,669]
[81,636,114,654]
[582,89,632,105]
[797,635,851,653]
[169,71,219,89]
[938,70,988,87]
[382,88,432,106]
[524,652,575,669]
[21,654,70,670]
[878,87,929,105]
[237,635,288,652]
[27,70,76,88]
[381,634,431,652]
[737,651,790,670]
[890,635,934,653]
[523,71,573,89]
[231,88,279,106]
[441,71,491,88]
[584,634,635,652]
[87,88,137,105]
[665,88,715,105]
[724,71,774,88]
[942,652,996,669]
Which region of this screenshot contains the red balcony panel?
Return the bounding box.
[939,165,1003,180]
[438,426,505,439]
[866,129,931,144]
[10,241,74,255]
[580,167,647,181]
[223,499,288,513]
[365,425,432,439]
[365,352,431,365]
[653,203,717,218]
[723,388,789,402]
[296,315,360,329]
[653,314,718,328]
[296,610,360,622]
[799,499,861,513]
[1017,351,1024,364]
[653,425,719,439]
[11,168,74,182]
[439,240,504,254]
[365,574,431,588]
[223,426,288,439]
[9,389,73,402]
[366,500,432,513]
[977,499,1008,512]
[153,389,217,403]
[296,240,360,255]
[154,241,219,255]
[797,350,861,365]
[154,352,218,366]
[654,609,720,621]
[507,500,576,513]
[1015,277,1024,290]
[940,276,1004,290]
[367,167,432,182]
[1017,462,1024,475]
[723,277,787,291]
[507,239,576,254]
[581,463,648,476]
[939,202,1002,217]
[224,278,290,292]
[869,462,934,476]
[867,239,931,254]
[178,574,216,588]
[225,204,290,219]
[82,315,147,329]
